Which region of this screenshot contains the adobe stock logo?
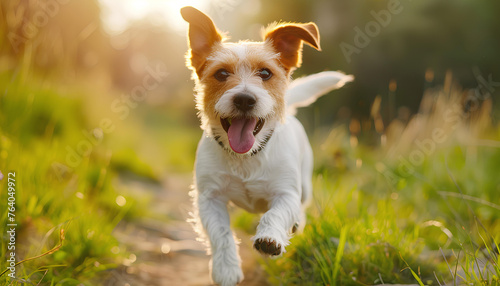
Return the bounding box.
[340,0,405,63]
[210,0,241,19]
[380,68,499,184]
[51,61,169,180]
[8,0,72,53]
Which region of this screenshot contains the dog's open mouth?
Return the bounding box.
[220,117,265,154]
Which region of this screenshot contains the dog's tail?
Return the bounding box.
[286,71,354,115]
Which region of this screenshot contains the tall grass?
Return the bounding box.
[262,81,500,285]
[0,58,201,284]
[0,72,134,285]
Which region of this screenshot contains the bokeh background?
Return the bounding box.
[2,0,500,125]
[1,0,499,285]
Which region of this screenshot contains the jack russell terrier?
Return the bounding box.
[181,6,353,286]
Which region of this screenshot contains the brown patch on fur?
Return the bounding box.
[254,198,269,213]
[263,22,321,71]
[197,42,289,123]
[181,6,224,77]
[182,7,321,131]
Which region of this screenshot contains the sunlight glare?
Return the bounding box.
[98,0,209,35]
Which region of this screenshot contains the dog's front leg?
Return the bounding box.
[253,194,302,256]
[198,191,243,286]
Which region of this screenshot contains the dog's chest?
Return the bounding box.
[222,161,274,213]
[195,129,302,214]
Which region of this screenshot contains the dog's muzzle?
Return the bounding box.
[216,93,266,154]
[220,117,265,154]
[233,93,256,112]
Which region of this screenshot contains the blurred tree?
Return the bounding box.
[332,0,500,123]
[0,0,110,79]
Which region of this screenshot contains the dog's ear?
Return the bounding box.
[181,6,223,77]
[264,23,321,71]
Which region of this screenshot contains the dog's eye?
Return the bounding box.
[257,68,273,81]
[214,69,230,81]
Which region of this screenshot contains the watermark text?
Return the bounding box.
[5,172,17,279]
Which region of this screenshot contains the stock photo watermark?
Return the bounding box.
[209,0,241,19]
[4,171,17,279]
[51,61,169,180]
[8,0,72,53]
[382,68,500,183]
[340,0,408,63]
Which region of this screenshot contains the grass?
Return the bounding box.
[0,61,201,284]
[260,84,500,285]
[1,65,498,285]
[262,174,439,285]
[0,66,183,284]
[0,72,129,285]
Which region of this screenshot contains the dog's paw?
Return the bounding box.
[211,258,243,286]
[253,237,283,256]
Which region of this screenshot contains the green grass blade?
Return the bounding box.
[332,226,348,285]
[400,252,425,286]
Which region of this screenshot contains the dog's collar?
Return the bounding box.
[213,130,274,156]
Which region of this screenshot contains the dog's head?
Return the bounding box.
[181,6,320,155]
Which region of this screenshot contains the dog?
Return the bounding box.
[181,6,353,286]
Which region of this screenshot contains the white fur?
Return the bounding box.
[192,71,352,286]
[287,71,354,115]
[228,43,249,61]
[214,82,274,119]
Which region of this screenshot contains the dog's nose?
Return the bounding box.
[233,93,256,112]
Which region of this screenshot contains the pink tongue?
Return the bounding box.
[227,118,257,154]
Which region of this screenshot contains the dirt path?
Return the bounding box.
[105,173,270,286]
